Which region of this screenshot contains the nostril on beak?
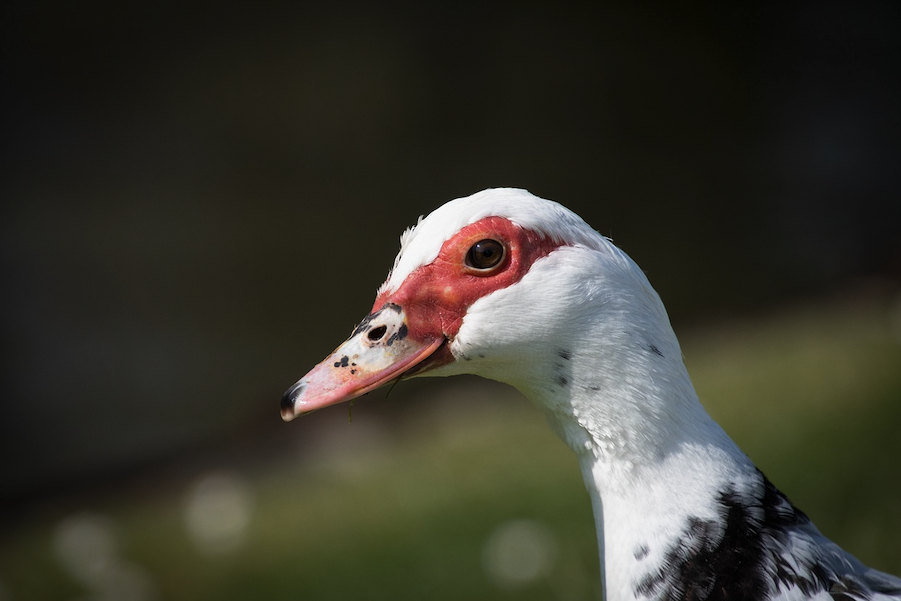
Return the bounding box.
[368,325,388,341]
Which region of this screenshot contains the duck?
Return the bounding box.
[281,188,901,601]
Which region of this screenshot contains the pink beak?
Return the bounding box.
[281,303,444,421]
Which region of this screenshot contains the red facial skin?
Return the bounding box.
[371,216,562,371]
[281,216,564,420]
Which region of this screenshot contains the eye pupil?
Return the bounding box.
[466,239,505,271]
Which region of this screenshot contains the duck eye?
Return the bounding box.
[465,239,505,272]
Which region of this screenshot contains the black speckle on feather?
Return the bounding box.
[632,471,891,601]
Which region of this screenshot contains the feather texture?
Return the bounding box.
[390,189,901,601]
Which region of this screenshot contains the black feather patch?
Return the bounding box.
[632,471,881,601]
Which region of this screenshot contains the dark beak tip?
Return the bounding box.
[280,381,305,421]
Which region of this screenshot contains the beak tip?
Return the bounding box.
[280,381,304,422]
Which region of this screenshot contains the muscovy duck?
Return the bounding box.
[282,188,900,601]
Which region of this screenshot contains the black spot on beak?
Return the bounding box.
[385,323,408,346]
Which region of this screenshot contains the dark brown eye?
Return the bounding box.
[465,239,505,272]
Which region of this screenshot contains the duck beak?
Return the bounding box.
[281,303,445,421]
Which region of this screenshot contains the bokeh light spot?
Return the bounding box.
[482,518,558,589]
[183,470,253,555]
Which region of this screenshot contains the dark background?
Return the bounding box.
[3,0,900,514]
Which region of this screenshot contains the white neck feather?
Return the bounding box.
[439,243,757,599]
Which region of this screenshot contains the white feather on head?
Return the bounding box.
[378,188,612,297]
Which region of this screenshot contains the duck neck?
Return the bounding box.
[522,345,754,601]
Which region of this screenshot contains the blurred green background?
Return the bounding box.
[2,2,900,600]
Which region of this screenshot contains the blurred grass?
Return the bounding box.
[1,288,900,600]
